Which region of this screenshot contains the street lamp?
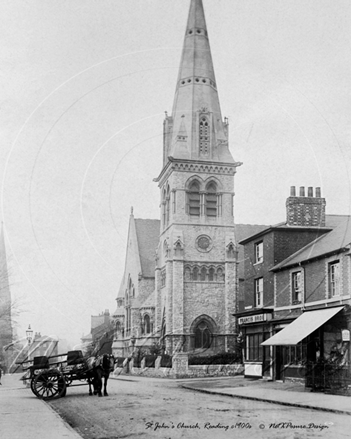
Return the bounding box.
[25,325,34,362]
[26,325,33,345]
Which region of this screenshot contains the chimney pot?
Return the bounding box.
[290,186,296,196]
[315,187,321,198]
[308,187,313,197]
[299,187,305,197]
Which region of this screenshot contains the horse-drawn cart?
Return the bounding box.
[21,350,113,400]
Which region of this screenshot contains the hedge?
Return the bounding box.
[188,352,241,366]
[160,354,172,368]
[144,355,157,368]
[115,357,126,368]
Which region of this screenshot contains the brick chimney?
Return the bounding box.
[286,186,326,227]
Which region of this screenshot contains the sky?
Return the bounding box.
[0,0,350,346]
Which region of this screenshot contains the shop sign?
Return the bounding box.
[238,313,272,325]
[342,329,350,342]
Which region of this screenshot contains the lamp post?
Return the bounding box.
[26,325,33,361]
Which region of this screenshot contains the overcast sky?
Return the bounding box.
[1,0,350,346]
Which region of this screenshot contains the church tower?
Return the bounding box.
[155,0,241,354]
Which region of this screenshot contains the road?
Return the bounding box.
[48,375,350,439]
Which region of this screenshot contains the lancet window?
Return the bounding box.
[199,116,210,156]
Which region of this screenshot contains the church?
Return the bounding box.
[112,0,261,358]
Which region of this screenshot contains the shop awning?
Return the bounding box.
[261,306,344,346]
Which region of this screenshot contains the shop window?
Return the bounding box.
[255,241,263,263]
[329,261,340,297]
[246,333,263,361]
[255,278,263,307]
[283,343,306,365]
[292,271,302,304]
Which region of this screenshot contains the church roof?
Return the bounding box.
[134,219,160,277]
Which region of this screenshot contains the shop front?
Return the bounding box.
[237,310,273,378]
[262,305,351,390]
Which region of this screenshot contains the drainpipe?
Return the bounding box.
[300,263,305,311]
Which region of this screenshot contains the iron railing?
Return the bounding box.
[306,362,351,395]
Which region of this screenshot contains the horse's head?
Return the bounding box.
[101,354,114,371]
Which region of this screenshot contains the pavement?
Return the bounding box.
[1,373,351,439]
[180,375,351,415]
[0,373,81,439]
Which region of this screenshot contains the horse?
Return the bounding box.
[87,354,115,397]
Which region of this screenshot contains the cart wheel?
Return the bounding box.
[32,369,66,400]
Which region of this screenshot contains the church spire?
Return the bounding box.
[164,0,234,165]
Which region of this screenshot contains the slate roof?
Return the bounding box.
[134,219,160,278]
[272,216,351,271]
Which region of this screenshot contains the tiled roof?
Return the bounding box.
[134,219,160,278]
[235,224,268,279]
[272,216,351,271]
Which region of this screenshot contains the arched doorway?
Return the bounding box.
[190,315,216,351]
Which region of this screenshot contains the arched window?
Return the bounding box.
[208,267,215,281]
[116,321,121,333]
[184,267,191,281]
[217,267,225,282]
[188,181,200,216]
[205,182,217,217]
[194,320,212,349]
[192,267,199,281]
[200,267,207,281]
[144,314,151,334]
[199,117,210,155]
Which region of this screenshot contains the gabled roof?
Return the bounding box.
[272,216,351,271]
[134,219,160,278]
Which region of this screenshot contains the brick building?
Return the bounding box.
[266,211,351,383]
[237,186,351,381]
[112,0,267,358]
